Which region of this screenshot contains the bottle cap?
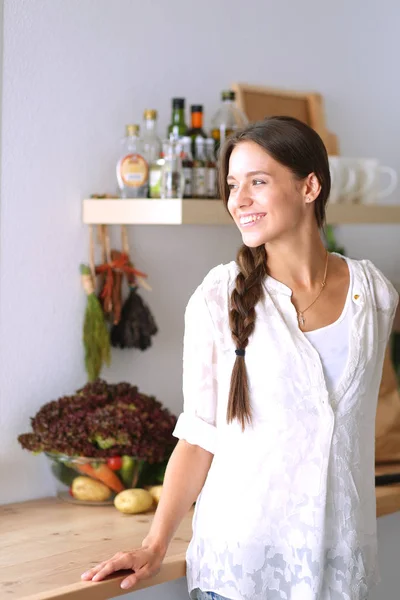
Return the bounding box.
[191,104,203,113]
[206,138,215,147]
[126,124,139,136]
[172,98,185,109]
[222,90,235,101]
[143,109,157,120]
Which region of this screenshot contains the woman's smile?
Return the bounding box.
[239,212,267,227]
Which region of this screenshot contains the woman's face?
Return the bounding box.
[227,141,310,247]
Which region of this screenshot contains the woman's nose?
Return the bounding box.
[234,185,253,208]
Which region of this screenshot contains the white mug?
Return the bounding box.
[328,157,357,204]
[334,157,398,204]
[330,157,374,204]
[356,159,398,205]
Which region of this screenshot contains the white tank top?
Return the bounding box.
[304,284,352,395]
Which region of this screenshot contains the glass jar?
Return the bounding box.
[160,138,185,199]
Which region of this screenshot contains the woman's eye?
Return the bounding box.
[253,179,265,186]
[227,183,237,190]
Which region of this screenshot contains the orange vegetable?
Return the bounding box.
[76,462,125,493]
[75,462,98,478]
[93,463,125,492]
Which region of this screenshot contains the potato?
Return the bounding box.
[71,476,112,502]
[114,488,154,514]
[147,485,163,505]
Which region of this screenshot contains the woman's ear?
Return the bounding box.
[304,173,321,204]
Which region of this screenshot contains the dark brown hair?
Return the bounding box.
[218,116,331,430]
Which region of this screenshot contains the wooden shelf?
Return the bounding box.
[83,198,232,225]
[83,198,400,226]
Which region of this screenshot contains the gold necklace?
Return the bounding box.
[297,252,329,328]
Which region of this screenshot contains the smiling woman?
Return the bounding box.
[81,117,398,600]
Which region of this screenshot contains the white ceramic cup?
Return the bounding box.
[328,157,357,204]
[356,159,398,204]
[330,157,374,204]
[333,157,398,204]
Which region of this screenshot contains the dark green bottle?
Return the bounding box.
[167,98,188,139]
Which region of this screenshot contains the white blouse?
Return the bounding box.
[173,254,399,600]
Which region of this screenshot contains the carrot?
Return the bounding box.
[75,463,125,493]
[92,463,125,493]
[75,463,98,479]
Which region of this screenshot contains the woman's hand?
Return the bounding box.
[80,544,165,590]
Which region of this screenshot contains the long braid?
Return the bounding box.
[219,117,331,430]
[227,244,267,430]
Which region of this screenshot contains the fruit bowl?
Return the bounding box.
[46,452,145,505]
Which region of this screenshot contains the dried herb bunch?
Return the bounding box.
[18,379,177,462]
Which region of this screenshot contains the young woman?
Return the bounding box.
[81,117,398,600]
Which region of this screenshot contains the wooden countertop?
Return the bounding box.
[3,483,400,600]
[1,497,191,600]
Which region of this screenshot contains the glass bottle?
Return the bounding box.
[205,138,217,199]
[210,90,249,154]
[143,109,162,164]
[160,137,185,199]
[186,105,207,156]
[167,98,188,140]
[193,137,207,198]
[149,156,165,199]
[143,109,162,199]
[116,124,149,198]
[181,136,194,199]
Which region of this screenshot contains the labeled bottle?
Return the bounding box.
[160,137,185,199]
[193,137,207,198]
[181,136,193,199]
[205,138,217,199]
[116,124,149,198]
[167,98,188,140]
[186,105,207,156]
[210,90,249,154]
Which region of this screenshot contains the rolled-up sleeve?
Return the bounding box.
[172,285,218,454]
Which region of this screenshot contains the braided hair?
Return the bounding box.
[218,117,331,430]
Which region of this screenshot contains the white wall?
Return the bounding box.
[1,0,400,598]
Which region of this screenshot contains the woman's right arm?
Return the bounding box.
[81,278,221,590]
[142,438,214,554]
[81,439,213,590]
